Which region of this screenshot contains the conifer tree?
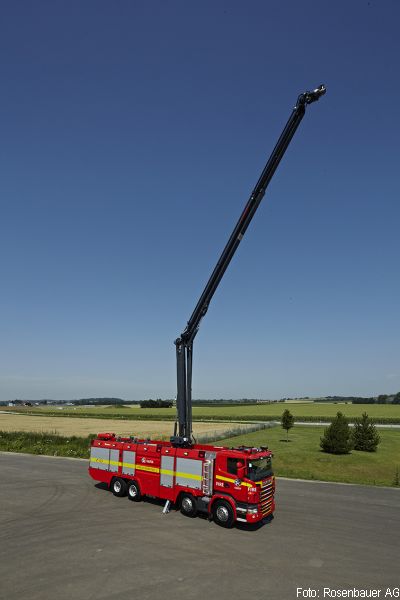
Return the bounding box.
[320,412,353,454]
[352,412,380,452]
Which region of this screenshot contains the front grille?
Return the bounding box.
[259,477,274,516]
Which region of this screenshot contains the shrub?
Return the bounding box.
[352,413,380,452]
[393,467,400,487]
[320,412,353,454]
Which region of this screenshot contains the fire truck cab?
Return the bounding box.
[89,433,275,527]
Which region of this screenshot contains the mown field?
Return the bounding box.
[0,413,260,440]
[222,426,400,487]
[3,402,400,423]
[1,425,399,487]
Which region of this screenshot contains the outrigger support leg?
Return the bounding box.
[162,500,171,514]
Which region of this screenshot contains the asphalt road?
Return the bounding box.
[0,453,399,600]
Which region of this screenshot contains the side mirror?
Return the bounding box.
[237,461,246,480]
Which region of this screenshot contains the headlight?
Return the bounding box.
[247,507,258,514]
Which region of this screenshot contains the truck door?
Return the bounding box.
[215,455,249,502]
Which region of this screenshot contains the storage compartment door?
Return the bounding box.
[109,449,120,473]
[175,458,202,490]
[160,455,174,488]
[90,447,110,471]
[122,451,136,476]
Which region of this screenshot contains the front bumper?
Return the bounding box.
[236,499,275,524]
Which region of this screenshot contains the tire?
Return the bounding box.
[111,478,127,497]
[127,480,141,502]
[212,500,234,528]
[180,494,197,518]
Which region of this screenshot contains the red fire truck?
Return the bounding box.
[89,85,326,527]
[89,434,274,526]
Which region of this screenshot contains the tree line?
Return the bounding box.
[324,393,400,404]
[140,399,173,408]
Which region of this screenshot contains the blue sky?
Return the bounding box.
[1,1,399,400]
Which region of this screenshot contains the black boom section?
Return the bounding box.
[172,85,326,445]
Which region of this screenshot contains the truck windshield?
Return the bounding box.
[246,456,272,481]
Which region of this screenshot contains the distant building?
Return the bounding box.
[8,400,32,407]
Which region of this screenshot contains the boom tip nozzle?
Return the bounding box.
[306,84,327,104]
[314,84,326,97]
[296,84,327,108]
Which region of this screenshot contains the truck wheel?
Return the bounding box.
[212,500,234,528]
[111,478,127,497]
[127,481,141,502]
[180,494,197,518]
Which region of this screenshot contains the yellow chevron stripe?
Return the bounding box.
[216,474,252,488]
[216,474,234,483]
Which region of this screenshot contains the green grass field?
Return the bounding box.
[1,425,399,487]
[222,426,400,487]
[5,402,400,423]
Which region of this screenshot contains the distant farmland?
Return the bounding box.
[3,402,400,423]
[0,413,261,439]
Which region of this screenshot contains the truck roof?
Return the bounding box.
[92,433,272,458]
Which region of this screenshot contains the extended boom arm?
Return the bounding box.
[172,85,326,445]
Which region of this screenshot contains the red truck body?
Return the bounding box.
[89,433,275,527]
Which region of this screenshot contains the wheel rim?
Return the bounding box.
[114,480,122,493]
[182,497,193,512]
[129,485,137,497]
[216,505,229,522]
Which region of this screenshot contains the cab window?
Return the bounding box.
[227,458,238,474]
